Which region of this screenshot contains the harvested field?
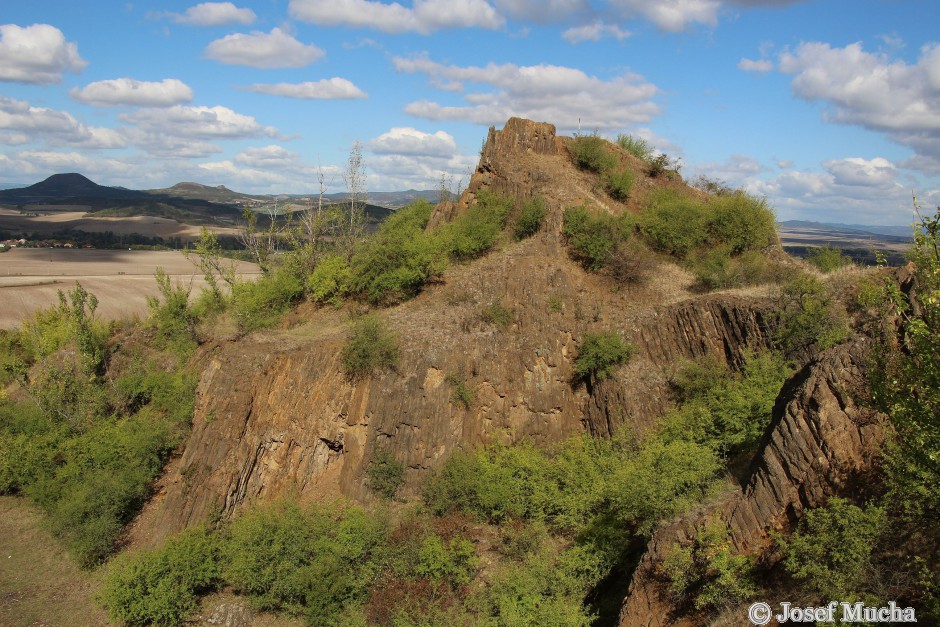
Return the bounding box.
[0,207,240,239]
[0,248,259,328]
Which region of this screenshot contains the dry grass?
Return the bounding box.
[0,496,108,626]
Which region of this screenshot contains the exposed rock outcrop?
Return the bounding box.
[618,338,885,626]
[131,117,790,547]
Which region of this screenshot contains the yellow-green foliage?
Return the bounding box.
[807,244,852,273]
[307,253,352,305]
[349,199,446,305]
[513,196,548,239]
[661,520,758,610]
[574,331,635,381]
[571,132,616,173]
[230,267,304,332]
[479,300,514,329]
[341,314,399,379]
[438,190,511,260]
[224,501,388,621]
[562,205,633,271]
[100,527,222,626]
[21,284,108,374]
[366,449,405,499]
[782,498,887,600]
[0,285,198,567]
[658,351,793,457]
[604,168,634,201]
[774,273,850,354]
[639,189,779,289]
[616,134,653,161]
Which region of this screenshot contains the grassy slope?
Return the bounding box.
[0,496,108,626]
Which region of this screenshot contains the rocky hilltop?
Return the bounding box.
[130,118,889,623]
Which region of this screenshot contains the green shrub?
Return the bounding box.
[415,534,477,587]
[571,132,616,173]
[445,373,474,409]
[30,413,175,566]
[341,314,399,379]
[691,175,734,196]
[513,196,548,240]
[424,437,619,533]
[661,520,758,610]
[439,191,511,261]
[659,351,791,458]
[479,301,514,330]
[706,192,777,255]
[471,544,599,626]
[308,254,352,305]
[562,205,624,270]
[647,153,672,177]
[782,498,886,600]
[616,134,653,161]
[609,439,722,536]
[22,284,107,374]
[692,247,787,291]
[774,274,850,354]
[639,192,709,258]
[231,268,304,332]
[349,200,446,305]
[807,244,852,273]
[605,168,634,201]
[873,206,940,522]
[574,331,634,381]
[224,501,388,621]
[147,268,197,357]
[100,527,222,626]
[367,449,405,499]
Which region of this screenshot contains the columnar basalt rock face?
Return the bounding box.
[617,340,885,627]
[428,117,560,229]
[134,117,785,545]
[142,279,776,543]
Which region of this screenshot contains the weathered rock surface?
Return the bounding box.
[618,339,885,627]
[131,119,785,545]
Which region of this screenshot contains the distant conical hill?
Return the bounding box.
[0,172,149,204]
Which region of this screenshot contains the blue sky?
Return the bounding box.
[1,0,938,224]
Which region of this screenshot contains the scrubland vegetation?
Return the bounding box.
[2,131,938,626]
[97,347,793,626]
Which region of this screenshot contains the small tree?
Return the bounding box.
[574,331,635,381]
[341,314,399,379]
[340,141,367,261]
[367,449,405,499]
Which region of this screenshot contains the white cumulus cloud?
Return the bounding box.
[120,105,278,139]
[737,58,774,72]
[394,55,660,132]
[606,0,720,32]
[563,21,631,43]
[0,23,87,84]
[0,96,126,149]
[243,78,367,99]
[205,27,324,68]
[70,78,194,107]
[173,2,256,26]
[288,0,504,34]
[368,127,457,157]
[777,41,940,174]
[493,0,590,21]
[823,156,897,187]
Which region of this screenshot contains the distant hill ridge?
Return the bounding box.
[779,219,914,240]
[0,173,150,204]
[0,173,442,211]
